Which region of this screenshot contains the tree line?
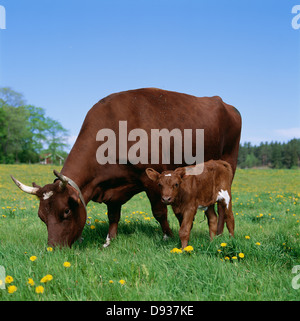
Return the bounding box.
[0,87,69,164]
[238,139,300,169]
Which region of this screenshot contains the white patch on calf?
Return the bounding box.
[43,191,53,200]
[165,174,172,177]
[216,189,230,209]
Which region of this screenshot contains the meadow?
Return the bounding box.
[0,165,299,301]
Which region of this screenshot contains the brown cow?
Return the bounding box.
[146,160,234,249]
[11,88,241,247]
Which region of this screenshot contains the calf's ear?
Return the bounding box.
[145,168,160,182]
[174,167,186,178]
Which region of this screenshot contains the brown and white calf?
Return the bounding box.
[146,160,234,248]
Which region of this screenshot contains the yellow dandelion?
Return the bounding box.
[30,256,37,262]
[245,235,250,239]
[40,274,53,283]
[220,243,227,247]
[224,256,230,260]
[35,286,44,294]
[47,247,53,252]
[232,256,237,260]
[63,261,71,268]
[183,245,194,253]
[255,242,261,246]
[28,278,35,286]
[7,285,17,294]
[90,225,96,229]
[109,280,114,284]
[170,248,182,253]
[119,279,126,285]
[238,253,245,258]
[5,275,14,284]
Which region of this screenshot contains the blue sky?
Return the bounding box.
[0,0,299,149]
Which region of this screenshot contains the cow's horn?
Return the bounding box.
[10,175,40,195]
[53,169,68,189]
[53,170,86,209]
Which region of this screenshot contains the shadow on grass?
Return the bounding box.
[76,216,212,250]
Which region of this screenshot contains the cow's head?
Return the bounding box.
[11,170,87,247]
[146,167,186,205]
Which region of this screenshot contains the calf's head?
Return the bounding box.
[146,167,186,205]
[11,170,86,247]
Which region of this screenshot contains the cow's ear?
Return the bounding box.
[174,167,186,178]
[69,187,81,206]
[146,168,160,182]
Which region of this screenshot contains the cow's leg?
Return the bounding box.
[103,202,122,248]
[178,210,196,249]
[205,205,218,239]
[146,190,173,238]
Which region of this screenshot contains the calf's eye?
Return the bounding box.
[174,183,179,188]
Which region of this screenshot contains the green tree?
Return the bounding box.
[44,117,69,164]
[0,87,69,164]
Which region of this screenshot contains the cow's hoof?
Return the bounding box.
[103,234,111,248]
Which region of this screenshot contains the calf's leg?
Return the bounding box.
[224,200,235,236]
[178,210,196,248]
[205,205,218,240]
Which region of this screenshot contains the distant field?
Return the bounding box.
[0,165,299,300]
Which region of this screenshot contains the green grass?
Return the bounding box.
[0,165,299,300]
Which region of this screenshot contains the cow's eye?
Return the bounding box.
[63,208,71,218]
[158,183,162,188]
[174,183,179,188]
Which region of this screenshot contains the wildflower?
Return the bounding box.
[109,280,114,284]
[224,256,230,260]
[40,274,53,283]
[232,256,237,260]
[220,243,227,247]
[5,275,14,284]
[28,278,35,286]
[90,225,96,229]
[8,285,17,294]
[47,247,53,252]
[183,245,194,253]
[238,253,245,258]
[255,242,261,246]
[63,261,71,268]
[245,235,250,240]
[35,286,44,294]
[119,279,126,285]
[30,256,37,262]
[170,248,182,253]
